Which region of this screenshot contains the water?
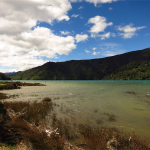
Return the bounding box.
[2,80,150,138]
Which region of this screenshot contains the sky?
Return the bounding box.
[0,0,150,73]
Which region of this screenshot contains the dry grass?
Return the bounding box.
[8,118,65,150]
[0,93,19,101]
[42,97,52,102]
[4,98,53,125]
[2,99,150,150]
[79,124,150,150]
[0,83,19,90]
[104,113,116,122]
[0,82,45,91]
[0,93,8,100]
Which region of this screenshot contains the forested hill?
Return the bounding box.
[12,47,150,80]
[0,72,11,80]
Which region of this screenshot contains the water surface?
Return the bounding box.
[2,80,150,138]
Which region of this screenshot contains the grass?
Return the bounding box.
[104,113,116,122]
[1,99,150,150]
[4,99,53,125]
[42,97,52,102]
[0,82,45,91]
[9,118,65,150]
[0,142,18,150]
[79,124,150,150]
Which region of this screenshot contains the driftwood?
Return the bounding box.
[107,137,117,150]
[6,108,85,150]
[7,108,60,138]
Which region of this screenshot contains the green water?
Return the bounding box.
[2,80,150,138]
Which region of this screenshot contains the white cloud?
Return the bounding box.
[85,49,91,53]
[69,0,83,2]
[85,0,117,6]
[91,32,115,40]
[109,7,113,10]
[78,6,83,9]
[93,51,100,55]
[0,0,76,72]
[60,31,70,35]
[71,14,79,18]
[115,24,146,39]
[0,0,72,35]
[0,27,76,72]
[75,34,89,43]
[99,32,111,40]
[88,16,113,36]
[92,47,97,50]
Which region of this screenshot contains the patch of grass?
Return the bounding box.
[0,93,8,100]
[126,91,136,95]
[96,119,103,125]
[79,124,150,150]
[0,142,18,150]
[94,109,98,113]
[104,113,116,122]
[4,98,53,125]
[2,99,150,150]
[8,118,65,150]
[0,93,19,101]
[42,97,52,102]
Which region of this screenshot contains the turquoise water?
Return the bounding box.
[2,80,150,138]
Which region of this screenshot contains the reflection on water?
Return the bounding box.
[2,80,150,138]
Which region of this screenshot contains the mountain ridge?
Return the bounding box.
[12,47,150,80]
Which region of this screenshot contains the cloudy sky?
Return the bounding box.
[0,0,150,73]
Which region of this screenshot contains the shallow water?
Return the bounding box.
[2,80,150,138]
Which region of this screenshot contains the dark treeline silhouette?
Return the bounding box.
[12,47,150,80]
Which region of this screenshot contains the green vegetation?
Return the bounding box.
[103,60,150,80]
[0,81,45,91]
[0,142,18,150]
[12,47,150,80]
[0,72,11,80]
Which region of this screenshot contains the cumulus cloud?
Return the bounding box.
[69,0,83,2]
[75,34,89,43]
[93,51,100,55]
[85,0,117,6]
[78,6,83,9]
[99,32,111,40]
[109,7,113,10]
[0,0,72,35]
[85,49,91,53]
[115,24,146,39]
[0,0,77,72]
[0,27,76,71]
[92,47,97,50]
[91,32,115,40]
[88,16,113,37]
[60,31,70,35]
[71,14,79,18]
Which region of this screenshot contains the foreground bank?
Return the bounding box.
[0,82,150,149]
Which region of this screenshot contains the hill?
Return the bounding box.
[5,71,22,77]
[0,73,11,80]
[12,47,150,80]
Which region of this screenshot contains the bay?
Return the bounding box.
[2,80,150,138]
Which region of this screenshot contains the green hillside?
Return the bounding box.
[12,47,150,80]
[0,73,11,80]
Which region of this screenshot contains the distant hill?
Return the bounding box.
[0,73,11,80]
[5,71,22,77]
[12,47,150,80]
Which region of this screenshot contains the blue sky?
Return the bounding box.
[0,0,150,73]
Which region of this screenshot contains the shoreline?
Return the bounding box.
[0,81,150,149]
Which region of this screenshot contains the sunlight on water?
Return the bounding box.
[2,80,150,138]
